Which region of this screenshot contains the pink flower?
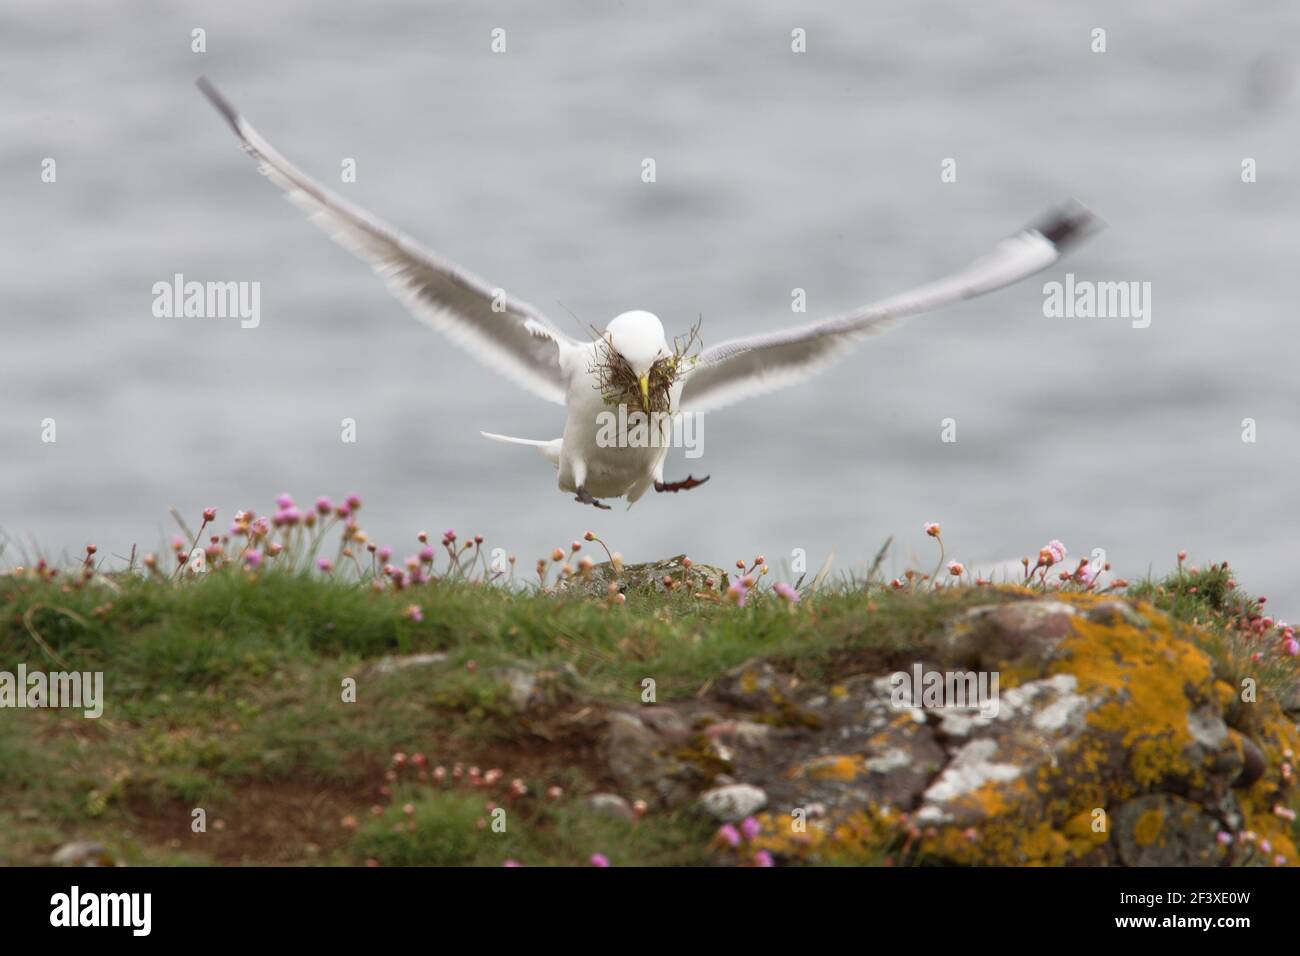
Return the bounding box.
[317,557,334,573]
[589,853,610,867]
[717,824,741,847]
[947,561,963,577]
[405,604,424,622]
[345,493,362,510]
[1284,638,1299,657]
[202,507,217,522]
[923,522,941,538]
[315,496,333,515]
[244,550,263,569]
[727,580,748,607]
[502,859,522,867]
[740,817,761,840]
[753,850,774,867]
[1042,540,1067,565]
[275,493,294,509]
[773,582,800,603]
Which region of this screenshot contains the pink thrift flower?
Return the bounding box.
[717,824,741,847]
[589,853,610,867]
[503,859,522,867]
[773,582,800,603]
[317,557,334,573]
[947,561,963,577]
[923,522,941,538]
[244,550,263,569]
[1216,831,1233,846]
[405,604,424,622]
[275,493,294,509]
[753,850,774,867]
[740,817,761,840]
[315,496,333,515]
[345,493,362,510]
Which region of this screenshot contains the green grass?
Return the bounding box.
[0,559,1293,866]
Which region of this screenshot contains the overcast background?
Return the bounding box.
[3,1,1298,613]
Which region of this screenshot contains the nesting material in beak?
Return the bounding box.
[638,373,650,413]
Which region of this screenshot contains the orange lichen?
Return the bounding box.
[749,596,1298,867]
[1132,807,1164,846]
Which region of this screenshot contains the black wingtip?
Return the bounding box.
[1030,200,1104,251]
[195,76,241,135]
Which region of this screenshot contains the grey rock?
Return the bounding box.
[52,841,111,867]
[370,652,448,675]
[943,600,1079,669]
[639,707,690,742]
[557,554,726,596]
[586,793,634,821]
[1114,794,1227,867]
[700,783,767,821]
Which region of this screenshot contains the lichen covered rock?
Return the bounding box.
[595,592,1299,867]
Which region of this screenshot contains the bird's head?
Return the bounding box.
[604,310,671,412]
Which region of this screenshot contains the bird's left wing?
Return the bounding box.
[679,203,1101,414]
[197,77,575,405]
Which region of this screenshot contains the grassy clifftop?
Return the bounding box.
[1,502,1297,866]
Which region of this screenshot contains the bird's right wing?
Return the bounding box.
[679,203,1101,414]
[197,77,575,405]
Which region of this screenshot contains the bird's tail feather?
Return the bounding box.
[480,432,563,465]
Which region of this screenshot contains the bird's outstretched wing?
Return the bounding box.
[679,203,1101,414]
[197,77,575,405]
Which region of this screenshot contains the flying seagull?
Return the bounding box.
[197,78,1101,510]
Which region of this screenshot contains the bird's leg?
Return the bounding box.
[654,474,710,493]
[574,486,612,510]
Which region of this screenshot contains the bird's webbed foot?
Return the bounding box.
[574,486,612,510]
[654,474,710,493]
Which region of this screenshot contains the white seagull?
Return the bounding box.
[198,78,1101,510]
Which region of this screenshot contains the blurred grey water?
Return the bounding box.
[3,1,1299,613]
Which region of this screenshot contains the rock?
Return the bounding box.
[1085,600,1149,630]
[1235,732,1267,787]
[370,652,448,675]
[640,707,690,742]
[603,713,663,789]
[586,793,634,821]
[715,659,799,711]
[499,668,536,709]
[51,841,113,867]
[491,664,579,710]
[942,600,1079,669]
[1114,794,1227,867]
[914,674,1099,827]
[1282,683,1300,717]
[557,555,726,596]
[704,720,772,752]
[700,784,767,821]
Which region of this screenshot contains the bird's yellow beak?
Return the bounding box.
[638,374,650,413]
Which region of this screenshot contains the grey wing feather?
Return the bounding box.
[197,77,574,405]
[680,202,1100,414]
